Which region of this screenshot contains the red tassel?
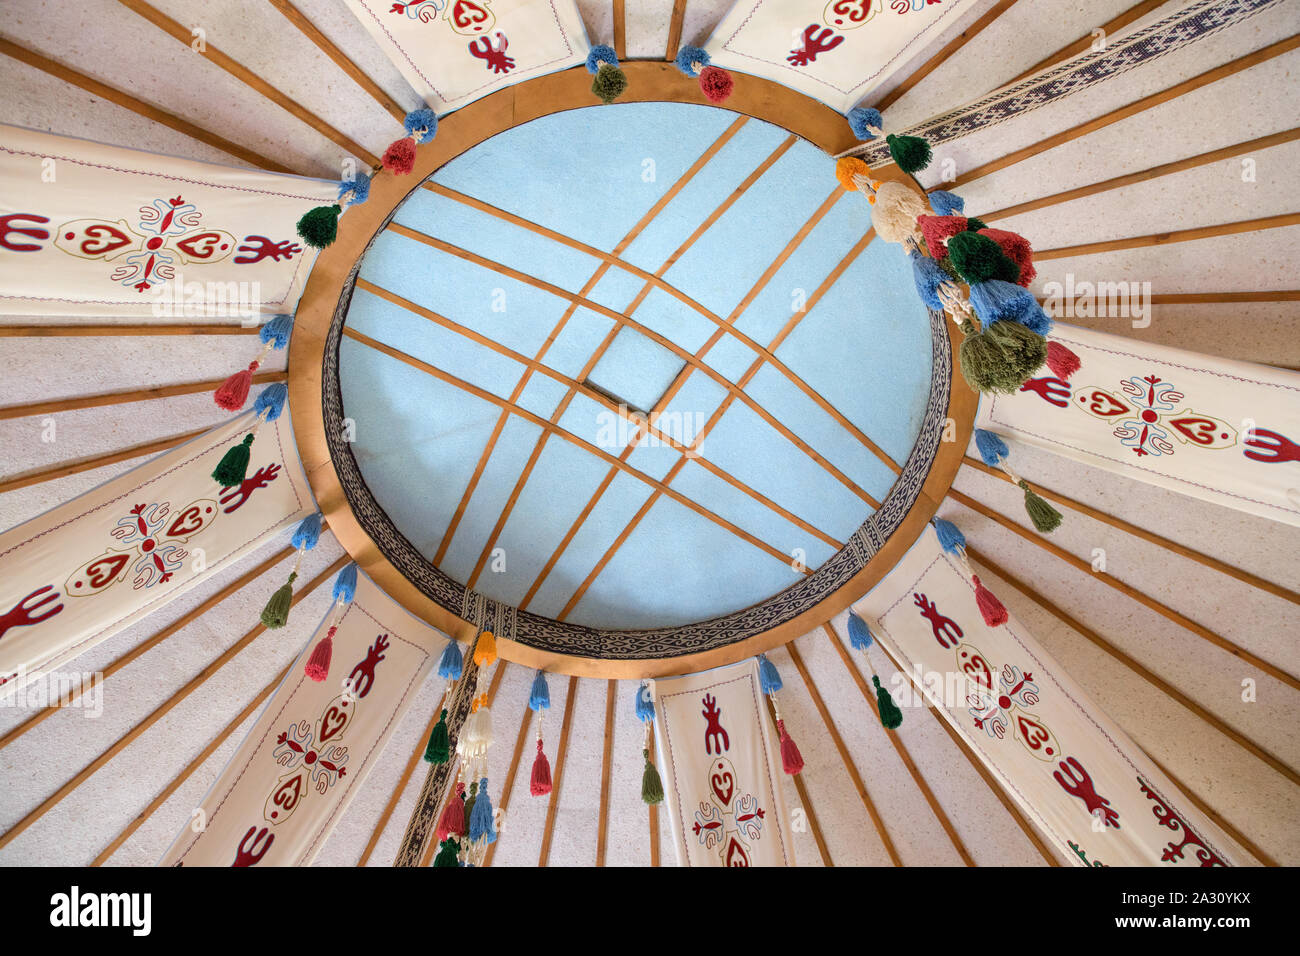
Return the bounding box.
[698,65,734,103]
[382,136,417,175]
[973,575,1008,627]
[214,361,258,411]
[529,739,553,796]
[304,625,335,682]
[917,214,967,258]
[978,228,1036,286]
[776,719,804,775]
[1046,340,1081,381]
[435,782,466,841]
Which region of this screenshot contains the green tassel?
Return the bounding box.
[1020,479,1063,532]
[212,433,254,486]
[873,675,903,729]
[965,216,988,232]
[259,572,296,629]
[591,63,628,103]
[947,231,1019,284]
[296,204,342,249]
[961,321,1047,394]
[423,709,450,764]
[641,748,664,805]
[886,133,932,174]
[463,780,478,822]
[433,838,460,867]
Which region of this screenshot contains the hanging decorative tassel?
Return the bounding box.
[932,517,967,557]
[473,629,497,670]
[304,562,357,682]
[586,45,627,104]
[947,231,1020,285]
[887,133,931,173]
[437,639,463,680]
[294,173,373,251]
[380,108,438,176]
[528,670,553,796]
[968,278,1050,332]
[972,575,1009,627]
[974,428,1063,532]
[463,779,478,825]
[834,156,876,196]
[1046,340,1081,381]
[757,655,804,775]
[917,214,968,258]
[435,782,466,842]
[871,181,930,245]
[433,838,461,867]
[957,315,1047,395]
[258,313,293,350]
[847,610,873,651]
[910,249,949,309]
[424,709,450,764]
[757,653,782,694]
[775,719,804,774]
[928,189,964,216]
[1020,480,1063,532]
[635,683,664,805]
[212,433,254,487]
[468,776,496,844]
[260,512,321,630]
[214,360,260,411]
[847,106,883,141]
[978,228,1036,286]
[673,45,733,102]
[873,675,904,729]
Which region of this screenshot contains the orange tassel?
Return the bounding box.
[973,575,1008,627]
[776,719,804,775]
[473,630,497,667]
[529,740,553,796]
[214,361,258,411]
[304,625,335,682]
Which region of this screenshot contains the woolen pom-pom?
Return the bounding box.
[296,204,341,249]
[1046,340,1081,380]
[382,137,417,175]
[974,428,1009,466]
[337,175,370,205]
[258,313,293,349]
[674,44,709,76]
[591,64,628,104]
[403,107,438,143]
[886,133,931,173]
[835,155,871,191]
[698,65,733,103]
[848,106,884,140]
[932,517,966,555]
[870,180,929,244]
[978,228,1036,286]
[585,44,619,73]
[947,231,1020,284]
[214,363,255,411]
[252,382,288,421]
[928,189,965,216]
[918,214,967,258]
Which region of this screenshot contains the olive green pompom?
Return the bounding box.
[259,573,295,629]
[1021,479,1064,533]
[641,748,664,804]
[959,320,1046,394]
[591,63,628,104]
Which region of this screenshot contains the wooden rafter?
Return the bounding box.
[965,546,1300,789]
[264,0,407,122]
[962,457,1300,607]
[612,0,626,61]
[0,370,286,422]
[0,427,207,495]
[982,128,1300,223]
[0,324,262,337]
[949,35,1300,189]
[0,556,347,853]
[874,0,1022,113]
[818,623,975,865]
[948,489,1300,692]
[665,0,687,62]
[344,327,812,574]
[647,734,660,866]
[1035,213,1300,261]
[0,37,297,174]
[537,675,579,866]
[596,680,615,866]
[114,0,382,167]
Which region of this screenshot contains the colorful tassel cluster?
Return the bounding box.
[586,45,628,104]
[302,562,357,682]
[211,383,287,487]
[259,513,322,630]
[673,45,734,103]
[437,626,499,866]
[974,428,1064,533]
[837,108,1053,397]
[846,611,903,730]
[634,683,664,804]
[528,670,553,797]
[757,654,804,775]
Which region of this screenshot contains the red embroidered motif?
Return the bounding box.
[787,24,844,66]
[1137,776,1226,866]
[469,33,515,73]
[914,591,963,648]
[231,826,274,867]
[1054,756,1120,828]
[0,586,63,640]
[0,213,50,252]
[701,693,730,755]
[218,463,281,512]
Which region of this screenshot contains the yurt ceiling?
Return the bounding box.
[0,0,1297,871]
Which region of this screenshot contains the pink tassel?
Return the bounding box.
[436,782,466,841]
[973,575,1008,627]
[1046,340,1081,381]
[214,361,257,411]
[776,719,804,775]
[382,137,416,175]
[304,625,335,682]
[529,739,553,796]
[698,65,734,103]
[917,214,967,257]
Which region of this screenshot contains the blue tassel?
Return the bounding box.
[252,382,288,421]
[436,639,463,680]
[403,108,438,144]
[847,106,883,140]
[847,611,873,651]
[674,44,709,76]
[529,670,551,712]
[634,683,655,723]
[969,279,1042,329]
[932,517,966,555]
[586,44,619,73]
[928,189,965,216]
[468,778,496,844]
[258,314,293,349]
[291,513,321,551]
[757,654,783,694]
[332,562,358,604]
[910,250,948,310]
[1014,302,1053,336]
[338,175,371,205]
[975,428,1009,467]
